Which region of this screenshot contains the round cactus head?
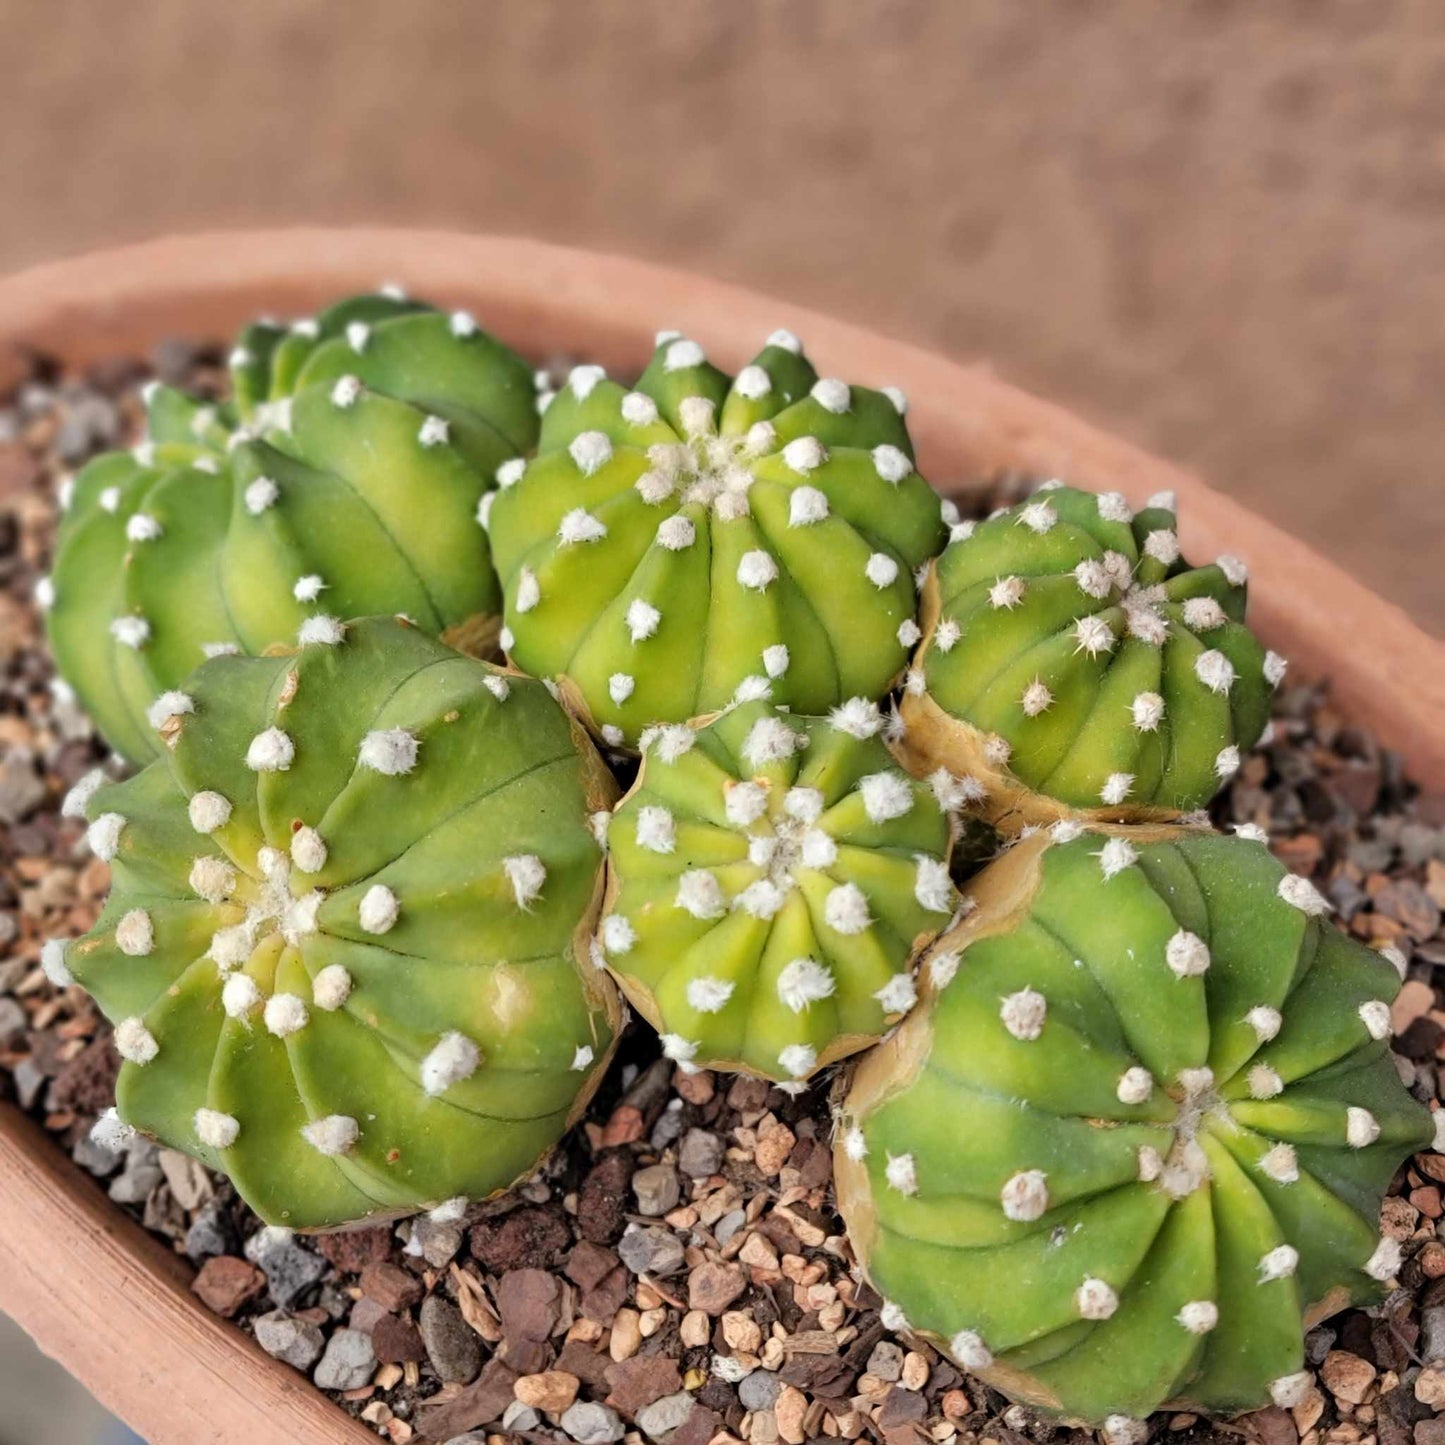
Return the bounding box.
[44,289,540,763]
[55,617,620,1229]
[899,483,1283,829]
[596,698,958,1083]
[835,823,1433,1424]
[484,331,949,749]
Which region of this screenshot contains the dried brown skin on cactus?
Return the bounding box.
[899,484,1282,833]
[485,330,951,750]
[43,290,539,764]
[835,823,1435,1426]
[57,616,621,1230]
[596,699,960,1083]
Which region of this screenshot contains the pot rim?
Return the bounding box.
[0,227,1439,1444]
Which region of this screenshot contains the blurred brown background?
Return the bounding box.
[0,0,1441,630]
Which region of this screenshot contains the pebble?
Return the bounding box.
[1416,1364,1445,1406]
[406,1214,464,1268]
[514,1369,581,1415]
[192,1256,266,1318]
[108,1142,164,1205]
[636,1390,696,1441]
[313,1328,377,1391]
[561,1400,626,1443]
[739,1369,782,1410]
[185,1202,237,1263]
[245,1229,327,1309]
[0,748,45,825]
[867,1339,905,1382]
[360,1261,424,1312]
[1422,1304,1445,1361]
[71,1130,125,1178]
[631,1162,681,1217]
[689,1261,747,1316]
[254,1311,326,1371]
[419,1294,483,1383]
[1320,1350,1375,1404]
[619,1223,685,1277]
[502,1401,542,1432]
[678,1128,724,1179]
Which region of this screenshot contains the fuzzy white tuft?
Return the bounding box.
[1217,554,1249,585]
[243,476,280,516]
[777,958,835,1013]
[1258,1245,1299,1282]
[1176,1301,1218,1335]
[571,1045,594,1071]
[950,1331,993,1371]
[568,363,606,399]
[330,376,361,409]
[297,615,345,646]
[1364,1236,1402,1282]
[914,856,953,913]
[608,673,635,706]
[930,769,985,811]
[62,769,107,819]
[660,1033,699,1065]
[871,444,912,484]
[736,549,779,591]
[783,786,824,823]
[91,1108,136,1152]
[1116,1067,1153,1104]
[1182,596,1226,632]
[1165,929,1211,979]
[1074,614,1115,656]
[41,939,73,987]
[87,811,126,860]
[810,377,851,413]
[1359,999,1392,1040]
[881,385,908,415]
[685,976,734,1014]
[421,1032,481,1095]
[290,826,327,874]
[766,328,803,354]
[601,914,635,955]
[829,697,883,739]
[897,620,922,648]
[1234,821,1268,843]
[735,878,786,919]
[195,1108,240,1149]
[743,715,800,769]
[801,829,837,869]
[1143,529,1180,565]
[621,598,662,644]
[1000,987,1047,1040]
[724,780,769,827]
[778,1043,817,1079]
[1020,680,1053,717]
[246,727,294,773]
[865,552,900,588]
[1269,1374,1312,1409]
[358,883,399,934]
[664,338,706,371]
[1017,500,1057,535]
[1096,491,1133,523]
[824,883,870,935]
[1076,1278,1118,1320]
[188,855,236,903]
[503,854,546,907]
[1073,559,1113,600]
[1264,650,1288,687]
[1259,1143,1298,1183]
[788,485,829,528]
[1277,873,1330,916]
[496,457,526,489]
[859,771,914,823]
[842,1126,868,1161]
[1245,1005,1282,1041]
[568,431,613,477]
[733,365,772,400]
[1050,819,1085,843]
[110,616,151,650]
[635,805,676,855]
[988,575,1026,611]
[1346,1106,1381,1148]
[676,870,726,920]
[652,725,696,763]
[264,993,309,1038]
[781,436,826,474]
[1248,1065,1284,1099]
[875,972,918,1014]
[1096,836,1137,880]
[558,507,608,544]
[221,973,261,1019]
[292,573,327,603]
[1195,649,1236,695]
[301,1115,360,1156]
[449,310,477,337]
[655,514,696,552]
[115,1017,159,1064]
[885,1152,918,1195]
[1099,772,1134,806]
[1001,1169,1049,1221]
[359,728,418,776]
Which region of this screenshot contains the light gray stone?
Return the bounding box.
[313,1328,375,1391]
[254,1311,325,1372]
[561,1401,626,1443]
[636,1391,696,1441]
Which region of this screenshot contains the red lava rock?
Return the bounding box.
[371,1312,426,1364]
[673,1067,715,1106]
[606,1353,683,1416]
[877,1386,929,1430]
[671,1403,723,1445]
[687,1262,748,1316]
[359,1261,423,1312]
[556,1337,615,1391]
[191,1256,266,1318]
[498,1267,562,1342]
[726,1075,770,1115]
[414,1357,519,1439]
[470,1204,572,1272]
[577,1150,634,1244]
[349,1297,390,1335]
[599,1104,646,1147]
[314,1224,394,1273]
[46,1032,119,1115]
[580,1265,630,1323]
[566,1240,622,1292]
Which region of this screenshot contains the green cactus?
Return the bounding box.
[595,698,958,1083]
[50,616,620,1230]
[835,823,1435,1426]
[899,483,1282,829]
[485,331,950,749]
[42,290,540,763]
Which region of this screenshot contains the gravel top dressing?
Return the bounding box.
[3,345,1444,1445]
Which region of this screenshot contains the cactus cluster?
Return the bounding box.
[485,332,949,749]
[37,293,1433,1427]
[53,617,619,1229]
[597,699,959,1083]
[835,825,1435,1425]
[900,483,1281,829]
[43,290,539,763]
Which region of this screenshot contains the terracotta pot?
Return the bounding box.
[0,229,1440,1445]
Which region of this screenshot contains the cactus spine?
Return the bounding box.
[485,331,949,749]
[57,617,619,1229]
[835,824,1434,1424]
[44,291,539,763]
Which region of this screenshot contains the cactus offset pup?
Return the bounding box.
[899,483,1282,829]
[53,617,620,1229]
[43,290,539,763]
[835,824,1434,1425]
[597,698,959,1083]
[486,330,950,749]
